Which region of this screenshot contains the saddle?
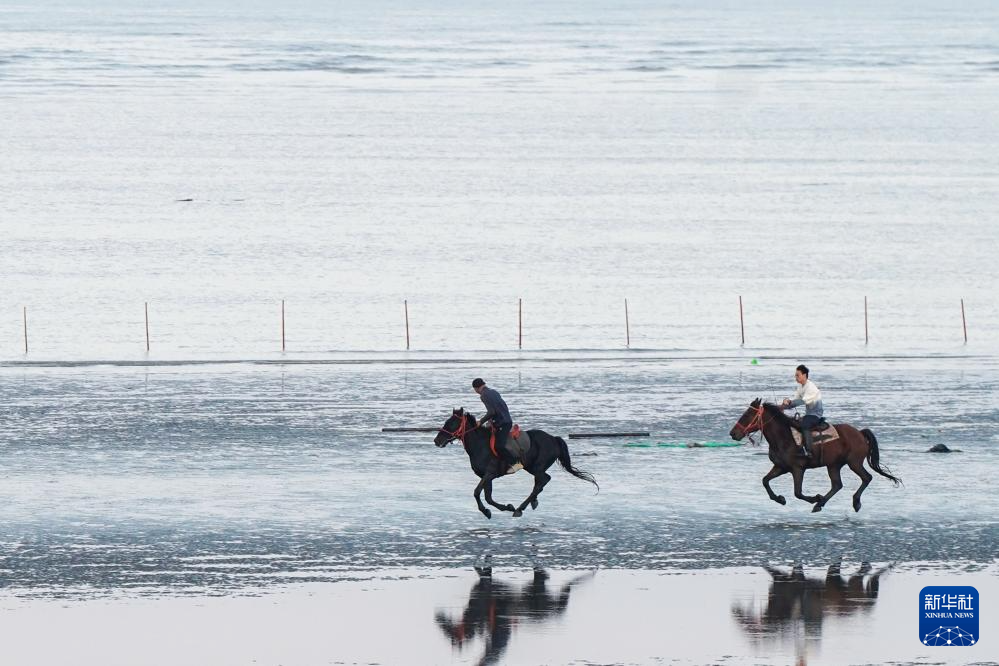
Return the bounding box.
[490,424,532,474]
[790,418,840,448]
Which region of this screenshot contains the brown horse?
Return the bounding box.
[730,399,901,512]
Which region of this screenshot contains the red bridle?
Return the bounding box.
[734,404,770,444]
[439,414,478,444]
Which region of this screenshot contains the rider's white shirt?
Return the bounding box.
[790,380,823,417]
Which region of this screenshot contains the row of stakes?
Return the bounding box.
[12,296,970,354]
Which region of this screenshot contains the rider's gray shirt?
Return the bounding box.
[479,387,512,427]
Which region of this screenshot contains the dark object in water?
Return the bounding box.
[569,432,649,439]
[927,444,956,453]
[176,198,194,202]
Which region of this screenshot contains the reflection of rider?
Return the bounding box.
[781,364,823,458]
[435,566,593,666]
[473,378,512,461]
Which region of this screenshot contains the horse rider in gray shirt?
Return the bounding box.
[473,378,513,459]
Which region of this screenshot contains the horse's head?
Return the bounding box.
[730,398,764,441]
[435,408,471,447]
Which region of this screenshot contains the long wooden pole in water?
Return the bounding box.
[961,298,967,343]
[739,296,745,346]
[864,296,868,345]
[625,298,630,348]
[404,300,410,350]
[145,301,150,352]
[518,298,522,350]
[23,306,28,354]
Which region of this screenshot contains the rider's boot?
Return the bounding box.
[801,426,814,458]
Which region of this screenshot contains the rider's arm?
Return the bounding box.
[785,384,806,409]
[478,391,496,426]
[789,382,818,408]
[798,381,820,408]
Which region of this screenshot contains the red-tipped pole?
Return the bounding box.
[961,298,967,344]
[864,296,868,345]
[404,300,410,350]
[281,300,286,352]
[23,306,28,354]
[625,298,630,348]
[518,298,522,350]
[145,302,150,352]
[739,296,745,346]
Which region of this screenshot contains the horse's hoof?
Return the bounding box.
[482,509,492,519]
[853,499,862,512]
[811,503,823,513]
[504,504,516,512]
[530,499,539,510]
[512,510,523,518]
[774,495,786,505]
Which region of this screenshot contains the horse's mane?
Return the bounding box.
[456,410,477,426]
[762,402,793,430]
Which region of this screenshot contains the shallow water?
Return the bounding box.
[1,354,996,596]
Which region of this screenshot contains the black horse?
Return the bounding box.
[434,408,597,518]
[435,566,594,666]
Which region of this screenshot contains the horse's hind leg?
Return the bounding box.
[812,463,844,513]
[847,458,873,512]
[513,472,551,517]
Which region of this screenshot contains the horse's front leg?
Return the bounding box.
[513,472,551,517]
[483,474,516,514]
[791,467,820,505]
[762,465,788,505]
[473,476,494,519]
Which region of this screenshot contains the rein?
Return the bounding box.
[735,404,772,446]
[439,415,482,445]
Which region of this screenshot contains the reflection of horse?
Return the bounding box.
[732,562,890,665]
[435,566,594,666]
[730,399,901,512]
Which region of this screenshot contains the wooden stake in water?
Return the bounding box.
[864,296,868,345]
[145,301,150,352]
[625,298,630,348]
[281,300,286,352]
[961,298,967,344]
[518,298,522,350]
[404,300,410,350]
[23,306,28,354]
[739,296,745,346]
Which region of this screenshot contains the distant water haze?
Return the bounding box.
[1,0,997,358]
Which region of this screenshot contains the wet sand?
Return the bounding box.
[1,566,995,665]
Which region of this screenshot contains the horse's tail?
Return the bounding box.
[556,436,599,492]
[861,428,902,487]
